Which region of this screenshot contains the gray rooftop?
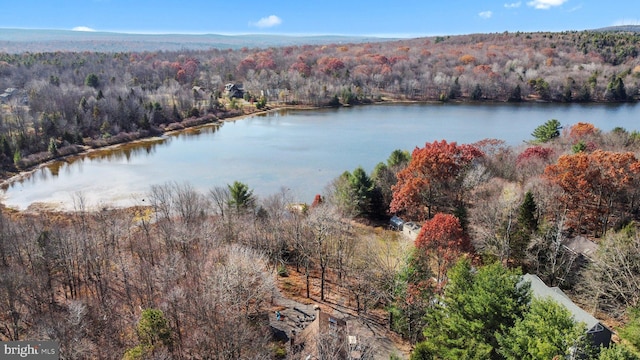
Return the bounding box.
[522,274,603,331]
[564,236,598,258]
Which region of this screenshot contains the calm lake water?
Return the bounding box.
[3,102,640,210]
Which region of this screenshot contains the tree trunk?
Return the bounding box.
[305,262,310,298]
[320,265,326,301]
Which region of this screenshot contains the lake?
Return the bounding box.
[2,102,640,211]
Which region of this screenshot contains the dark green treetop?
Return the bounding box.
[531,119,562,143]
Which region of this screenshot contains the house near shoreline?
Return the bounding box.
[225,83,244,98]
[522,273,612,349]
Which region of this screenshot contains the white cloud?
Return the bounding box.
[504,2,522,8]
[526,0,568,9]
[479,11,493,19]
[250,15,282,28]
[72,26,96,32]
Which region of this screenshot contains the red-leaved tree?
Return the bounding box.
[516,146,554,165]
[414,213,471,285]
[390,140,483,221]
[317,57,345,75]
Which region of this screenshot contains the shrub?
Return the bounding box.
[272,344,287,359]
[277,265,289,277]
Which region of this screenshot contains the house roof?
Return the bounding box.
[564,236,598,258]
[390,216,404,227]
[404,222,420,231]
[402,221,421,241]
[522,274,604,331]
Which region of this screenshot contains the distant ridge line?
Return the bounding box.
[0,28,396,53]
[591,25,640,33]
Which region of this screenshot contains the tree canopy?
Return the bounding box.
[125,308,174,359]
[419,260,530,359]
[390,140,483,221]
[415,213,470,284]
[496,297,586,360]
[544,149,640,236]
[598,343,640,360]
[387,149,411,167]
[531,119,562,143]
[228,181,255,212]
[84,73,100,88]
[619,306,640,353]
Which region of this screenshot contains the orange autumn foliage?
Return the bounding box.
[568,122,597,140]
[317,56,345,74]
[415,213,468,250]
[390,140,483,221]
[544,150,640,236]
[474,64,493,75]
[459,54,476,65]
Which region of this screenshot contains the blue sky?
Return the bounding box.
[1,0,638,37]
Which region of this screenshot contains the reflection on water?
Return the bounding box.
[167,123,221,140]
[85,137,166,162]
[2,103,640,211]
[48,161,64,177]
[21,137,170,184]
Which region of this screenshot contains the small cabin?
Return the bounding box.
[224,83,244,98]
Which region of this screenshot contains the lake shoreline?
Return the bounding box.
[2,94,634,187]
[0,99,377,188]
[3,98,639,213]
[0,101,336,212]
[0,105,292,187]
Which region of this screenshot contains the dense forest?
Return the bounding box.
[2,30,640,359]
[0,30,640,175]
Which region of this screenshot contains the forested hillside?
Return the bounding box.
[0,30,639,175]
